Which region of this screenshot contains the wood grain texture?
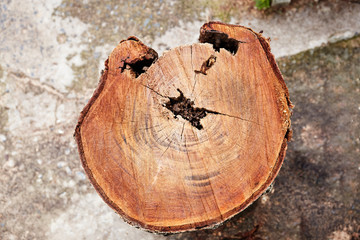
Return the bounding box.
[74,22,292,233]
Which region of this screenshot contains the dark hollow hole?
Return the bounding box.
[164,89,209,130]
[120,48,158,78]
[129,58,155,77]
[199,30,242,55]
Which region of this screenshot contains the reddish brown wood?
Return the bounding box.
[74,22,292,233]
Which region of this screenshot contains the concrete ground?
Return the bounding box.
[0,0,359,239]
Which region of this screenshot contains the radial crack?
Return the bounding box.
[143,85,258,129]
[163,89,259,130]
[142,84,166,98]
[209,111,260,125]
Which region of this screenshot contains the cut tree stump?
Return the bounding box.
[74,22,293,233]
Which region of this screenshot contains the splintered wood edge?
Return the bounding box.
[74,23,293,234]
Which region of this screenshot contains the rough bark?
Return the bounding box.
[74,22,292,233]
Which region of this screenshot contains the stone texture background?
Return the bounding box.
[0,0,359,239]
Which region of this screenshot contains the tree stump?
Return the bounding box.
[74,22,292,233]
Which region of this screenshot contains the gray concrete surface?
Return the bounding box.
[0,0,359,239]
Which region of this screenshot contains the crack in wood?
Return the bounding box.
[143,85,259,128]
[195,54,217,75]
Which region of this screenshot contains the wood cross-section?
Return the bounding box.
[74,22,292,233]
